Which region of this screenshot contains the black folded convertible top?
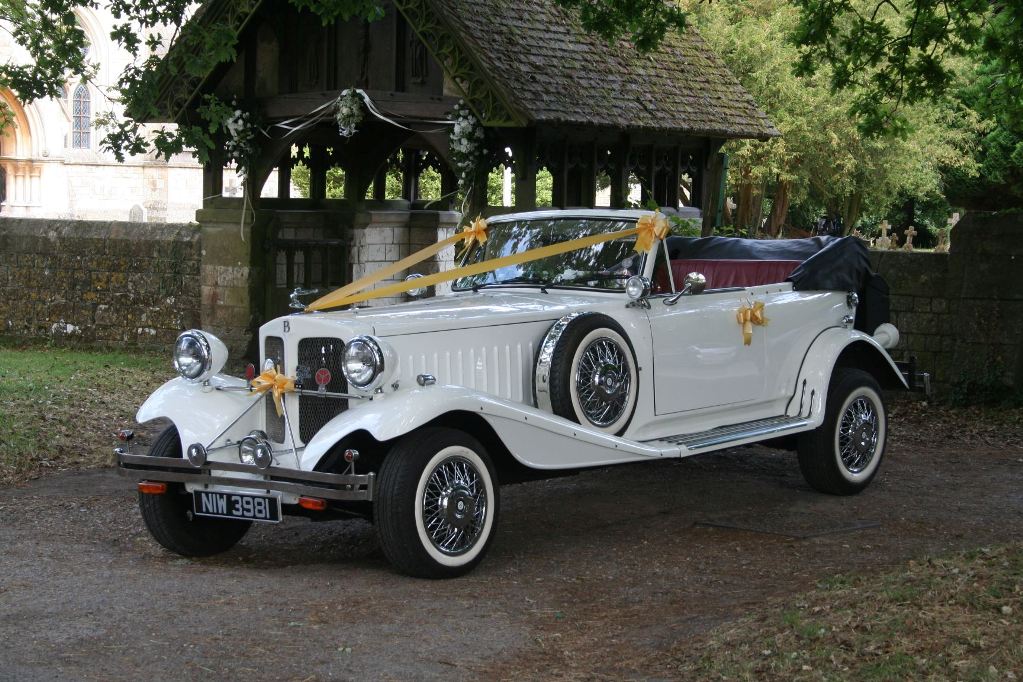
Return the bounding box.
[664,235,872,292]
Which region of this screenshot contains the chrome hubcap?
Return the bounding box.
[838,396,879,474]
[422,456,487,556]
[576,337,630,427]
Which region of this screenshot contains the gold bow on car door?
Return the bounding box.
[736,301,768,346]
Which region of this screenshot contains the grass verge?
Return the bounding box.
[660,544,1023,681]
[0,340,170,485]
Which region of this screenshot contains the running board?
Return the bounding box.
[646,415,812,453]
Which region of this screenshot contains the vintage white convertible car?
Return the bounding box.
[118,209,910,578]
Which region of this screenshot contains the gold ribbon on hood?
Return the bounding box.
[250,366,296,417]
[736,300,768,346]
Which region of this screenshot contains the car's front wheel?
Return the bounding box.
[375,427,499,578]
[138,425,251,557]
[797,368,887,495]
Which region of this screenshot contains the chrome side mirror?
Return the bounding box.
[664,272,707,306]
[684,272,707,294]
[404,273,426,298]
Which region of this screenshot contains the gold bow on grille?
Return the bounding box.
[736,301,768,346]
[250,366,296,417]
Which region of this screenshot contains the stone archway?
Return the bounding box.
[0,89,41,211]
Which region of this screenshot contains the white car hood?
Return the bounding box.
[306,289,619,337]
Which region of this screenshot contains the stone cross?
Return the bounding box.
[934,228,950,253]
[902,224,918,251]
[875,220,892,250]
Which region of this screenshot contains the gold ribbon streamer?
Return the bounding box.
[250,366,296,417]
[736,301,768,346]
[306,212,670,312]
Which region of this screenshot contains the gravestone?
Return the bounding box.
[875,220,892,250]
[902,225,918,251]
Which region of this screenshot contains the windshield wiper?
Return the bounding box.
[553,271,633,286]
[474,276,551,293]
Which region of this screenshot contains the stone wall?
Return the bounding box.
[870,250,951,384]
[872,210,1023,399]
[0,218,200,347]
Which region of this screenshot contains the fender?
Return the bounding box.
[136,375,261,457]
[786,328,908,425]
[301,385,675,471]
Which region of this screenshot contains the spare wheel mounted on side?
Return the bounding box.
[535,313,639,437]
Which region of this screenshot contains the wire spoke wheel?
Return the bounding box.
[837,396,879,474]
[421,455,488,556]
[574,337,631,427]
[797,368,888,496]
[376,428,499,578]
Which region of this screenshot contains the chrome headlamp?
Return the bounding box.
[343,336,386,390]
[239,430,273,469]
[173,330,228,383]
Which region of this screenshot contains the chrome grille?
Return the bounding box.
[263,336,285,442]
[297,337,348,443]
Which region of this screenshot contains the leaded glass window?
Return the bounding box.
[72,84,90,149]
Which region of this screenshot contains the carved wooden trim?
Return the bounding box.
[392,0,527,127]
[151,0,263,122]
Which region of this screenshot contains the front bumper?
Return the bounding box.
[116,451,375,502]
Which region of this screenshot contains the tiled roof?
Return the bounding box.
[147,0,778,140]
[426,0,778,139]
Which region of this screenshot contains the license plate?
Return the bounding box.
[193,491,282,523]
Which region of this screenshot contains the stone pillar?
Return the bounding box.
[196,199,262,361]
[409,210,461,296]
[347,209,461,306]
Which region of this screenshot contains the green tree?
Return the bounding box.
[690,0,979,234]
[792,0,1022,137]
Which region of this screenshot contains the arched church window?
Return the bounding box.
[72,84,90,149]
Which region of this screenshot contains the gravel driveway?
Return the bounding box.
[1,405,1021,681]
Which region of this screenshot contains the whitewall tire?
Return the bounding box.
[376,427,499,578]
[547,314,639,436]
[797,368,887,495]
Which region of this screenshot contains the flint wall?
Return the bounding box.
[871,210,1023,399]
[0,218,200,348]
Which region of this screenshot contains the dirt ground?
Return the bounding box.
[1,400,1021,681]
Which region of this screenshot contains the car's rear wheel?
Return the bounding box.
[797,368,887,495]
[138,425,251,557]
[375,427,498,579]
[546,314,639,436]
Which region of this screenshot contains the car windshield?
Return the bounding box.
[452,217,643,291]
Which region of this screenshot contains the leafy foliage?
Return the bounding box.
[0,0,93,102]
[792,0,1023,138]
[554,0,688,51]
[690,0,980,233]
